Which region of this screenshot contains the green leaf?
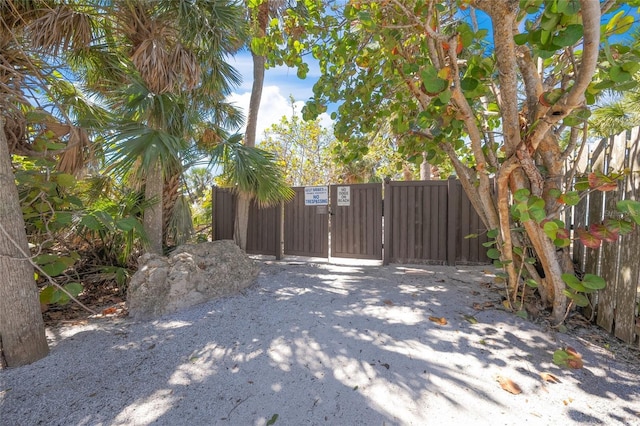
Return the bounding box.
[610,65,631,83]
[553,349,569,366]
[516,310,528,319]
[553,24,583,47]
[525,279,539,288]
[543,220,559,239]
[574,178,590,191]
[513,188,530,202]
[548,188,562,199]
[57,289,70,305]
[461,77,479,91]
[562,273,584,291]
[487,228,499,239]
[514,33,528,45]
[604,218,634,235]
[56,173,76,188]
[40,286,57,304]
[487,248,501,259]
[559,191,580,206]
[55,211,73,225]
[565,291,589,307]
[582,274,605,290]
[463,314,478,324]
[530,207,546,223]
[617,200,640,224]
[41,260,68,277]
[421,66,448,94]
[80,214,102,231]
[266,414,279,426]
[116,217,140,232]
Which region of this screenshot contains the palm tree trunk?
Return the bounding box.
[0,117,49,367]
[162,172,181,246]
[234,192,251,250]
[144,158,164,254]
[235,40,267,249]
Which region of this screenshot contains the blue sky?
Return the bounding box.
[225,51,332,144]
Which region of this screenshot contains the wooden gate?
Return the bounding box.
[213,180,488,265]
[383,179,489,265]
[283,187,329,257]
[330,183,383,259]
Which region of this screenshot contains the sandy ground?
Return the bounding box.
[1,259,639,426]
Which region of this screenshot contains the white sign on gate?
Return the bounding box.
[337,186,350,206]
[304,186,328,206]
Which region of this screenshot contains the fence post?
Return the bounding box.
[276,201,283,260]
[383,178,391,266]
[211,186,216,241]
[446,177,459,266]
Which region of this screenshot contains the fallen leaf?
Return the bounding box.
[539,372,561,383]
[567,357,584,369]
[565,347,584,369]
[383,299,394,306]
[497,376,522,395]
[566,347,582,359]
[463,315,478,324]
[429,316,448,325]
[102,307,117,315]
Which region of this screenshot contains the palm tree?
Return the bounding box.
[234,0,290,250]
[590,87,640,138]
[70,0,248,254]
[0,0,95,366]
[0,0,252,365]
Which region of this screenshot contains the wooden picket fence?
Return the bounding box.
[572,127,640,346]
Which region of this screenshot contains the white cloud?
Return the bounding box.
[226,85,333,144]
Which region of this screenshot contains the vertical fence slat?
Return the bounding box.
[447,178,459,266]
[383,180,391,265]
[614,129,640,344]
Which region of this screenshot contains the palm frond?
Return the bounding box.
[211,134,294,207]
[27,4,94,56]
[590,102,640,138]
[166,193,193,246]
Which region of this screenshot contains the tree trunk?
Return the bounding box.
[234,18,267,248]
[234,192,251,250]
[0,118,49,367]
[245,50,266,149]
[420,152,431,180]
[162,172,182,246]
[144,158,164,254]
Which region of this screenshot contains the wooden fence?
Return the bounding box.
[213,179,489,266]
[572,127,640,346]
